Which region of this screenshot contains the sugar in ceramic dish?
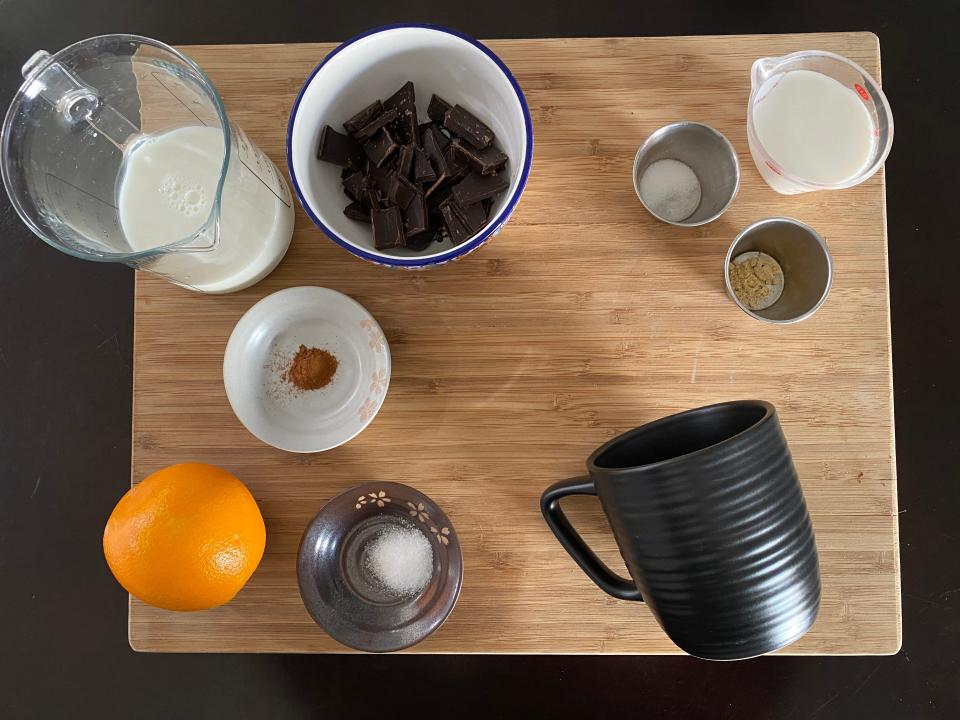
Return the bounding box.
[298,482,462,652]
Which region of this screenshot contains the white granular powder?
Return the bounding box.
[638,158,702,223]
[364,525,434,596]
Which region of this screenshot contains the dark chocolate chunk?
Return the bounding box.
[433,125,451,152]
[384,81,418,145]
[413,147,437,183]
[353,106,398,141]
[388,172,418,210]
[361,188,381,212]
[368,163,393,194]
[422,127,449,177]
[424,173,448,199]
[372,206,405,249]
[342,170,365,201]
[344,201,371,223]
[397,144,414,179]
[418,122,437,144]
[363,127,398,167]
[317,125,360,166]
[402,192,428,237]
[443,142,471,185]
[427,185,453,221]
[452,170,509,205]
[404,229,440,251]
[428,94,453,125]
[444,104,495,149]
[452,140,508,175]
[344,100,383,135]
[347,152,366,171]
[440,201,473,245]
[450,199,488,232]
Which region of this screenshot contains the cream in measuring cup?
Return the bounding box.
[747,50,893,194]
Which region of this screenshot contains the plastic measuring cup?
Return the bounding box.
[1,34,294,293]
[746,50,893,195]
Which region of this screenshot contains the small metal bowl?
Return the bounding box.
[633,121,740,226]
[297,482,462,652]
[724,217,833,324]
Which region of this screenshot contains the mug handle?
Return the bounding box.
[540,477,643,601]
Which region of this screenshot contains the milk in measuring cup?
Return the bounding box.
[117,125,293,293]
[753,69,874,186]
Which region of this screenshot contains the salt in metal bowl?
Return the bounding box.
[632,121,740,226]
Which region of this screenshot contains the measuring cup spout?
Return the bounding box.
[750,56,780,91]
[22,49,140,151]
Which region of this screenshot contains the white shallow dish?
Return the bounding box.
[223,287,391,453]
[286,23,533,268]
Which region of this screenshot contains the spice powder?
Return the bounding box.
[287,344,338,391]
[728,255,784,311]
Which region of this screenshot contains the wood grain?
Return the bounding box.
[130,33,900,654]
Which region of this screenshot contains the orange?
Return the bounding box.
[103,463,266,611]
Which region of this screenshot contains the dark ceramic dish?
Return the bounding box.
[297,482,462,652]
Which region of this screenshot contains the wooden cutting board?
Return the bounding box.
[130,32,900,654]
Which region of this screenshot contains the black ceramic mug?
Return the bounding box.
[541,400,820,660]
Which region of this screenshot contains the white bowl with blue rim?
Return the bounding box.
[286,24,533,268]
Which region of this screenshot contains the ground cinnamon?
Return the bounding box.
[287,345,338,391]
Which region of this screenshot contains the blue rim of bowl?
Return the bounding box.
[286,23,534,268]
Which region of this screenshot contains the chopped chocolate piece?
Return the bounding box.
[452,140,508,175]
[422,127,449,177]
[344,100,383,136]
[372,206,405,249]
[428,94,453,125]
[433,125,451,151]
[405,229,440,251]
[482,197,494,216]
[368,163,393,193]
[384,81,418,145]
[440,202,473,245]
[363,127,398,167]
[443,142,471,184]
[413,147,437,183]
[354,106,398,141]
[418,122,437,144]
[444,104,496,149]
[452,170,509,205]
[348,152,366,170]
[402,192,428,237]
[343,201,371,223]
[397,144,414,179]
[427,185,452,221]
[449,199,488,232]
[424,173,448,199]
[388,172,418,209]
[342,170,365,201]
[361,188,381,212]
[317,125,360,166]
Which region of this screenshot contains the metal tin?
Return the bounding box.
[632,121,740,226]
[724,217,833,324]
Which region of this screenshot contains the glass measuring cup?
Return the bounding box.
[1,34,294,293]
[746,50,893,195]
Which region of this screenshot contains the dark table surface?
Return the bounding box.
[1,1,958,717]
